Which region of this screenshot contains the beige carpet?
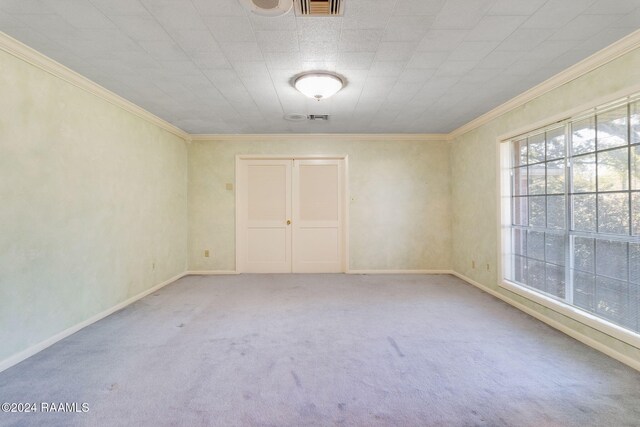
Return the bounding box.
[1,274,639,426]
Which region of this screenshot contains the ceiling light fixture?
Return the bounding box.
[239,0,293,17]
[294,72,344,101]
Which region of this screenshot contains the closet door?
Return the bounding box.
[238,160,292,273]
[292,159,343,273]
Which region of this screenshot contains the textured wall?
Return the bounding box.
[450,47,640,362]
[188,138,452,272]
[0,50,188,362]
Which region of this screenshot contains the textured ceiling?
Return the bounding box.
[1,0,639,134]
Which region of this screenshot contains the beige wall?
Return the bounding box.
[0,49,188,362]
[188,138,452,272]
[450,47,640,362]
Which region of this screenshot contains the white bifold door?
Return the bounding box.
[237,158,345,273]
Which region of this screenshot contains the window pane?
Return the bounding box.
[513,255,527,283]
[632,144,640,190]
[512,228,527,256]
[546,127,565,160]
[514,139,527,167]
[632,101,640,145]
[573,270,595,311]
[513,166,528,196]
[546,263,565,298]
[572,194,596,232]
[547,195,565,229]
[572,154,596,193]
[598,193,630,235]
[595,277,637,329]
[528,259,546,292]
[597,147,629,192]
[528,163,545,195]
[513,197,528,226]
[573,237,595,273]
[595,239,628,281]
[572,116,596,155]
[528,133,545,164]
[527,230,545,261]
[545,232,565,265]
[633,193,640,236]
[529,196,546,227]
[631,243,639,284]
[547,160,565,194]
[597,106,628,150]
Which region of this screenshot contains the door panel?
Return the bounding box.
[247,165,287,221]
[247,229,288,263]
[299,164,339,221]
[296,228,340,263]
[239,160,292,273]
[293,159,343,273]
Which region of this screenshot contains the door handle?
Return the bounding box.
[287,220,291,225]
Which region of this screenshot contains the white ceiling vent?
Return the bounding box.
[240,0,293,17]
[294,0,344,16]
[308,114,329,121]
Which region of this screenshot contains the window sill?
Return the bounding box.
[500,279,640,350]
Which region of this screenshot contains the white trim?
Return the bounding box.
[343,156,351,272]
[190,134,451,142]
[0,31,189,141]
[450,28,640,140]
[495,84,640,143]
[495,94,640,352]
[235,155,241,274]
[4,25,639,144]
[186,270,239,275]
[5,26,640,144]
[0,272,188,374]
[235,155,350,274]
[500,279,640,350]
[346,269,454,275]
[451,272,640,372]
[236,154,349,160]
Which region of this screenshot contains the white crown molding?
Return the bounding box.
[449,28,640,140]
[0,31,190,142]
[3,27,640,144]
[189,133,450,142]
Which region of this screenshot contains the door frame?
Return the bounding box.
[235,154,350,273]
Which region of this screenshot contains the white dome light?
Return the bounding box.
[294,73,344,100]
[239,0,293,17]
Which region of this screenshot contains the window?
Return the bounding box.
[503,97,640,334]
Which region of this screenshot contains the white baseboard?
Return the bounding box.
[186,270,239,275]
[451,271,640,372]
[0,271,188,374]
[347,269,454,275]
[7,269,637,375]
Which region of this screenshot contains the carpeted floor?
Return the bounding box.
[1,274,640,426]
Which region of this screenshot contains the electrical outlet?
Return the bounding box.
[204,250,210,258]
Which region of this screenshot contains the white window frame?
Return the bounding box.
[497,90,640,350]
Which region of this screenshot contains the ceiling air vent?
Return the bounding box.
[295,0,344,16]
[308,114,329,121]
